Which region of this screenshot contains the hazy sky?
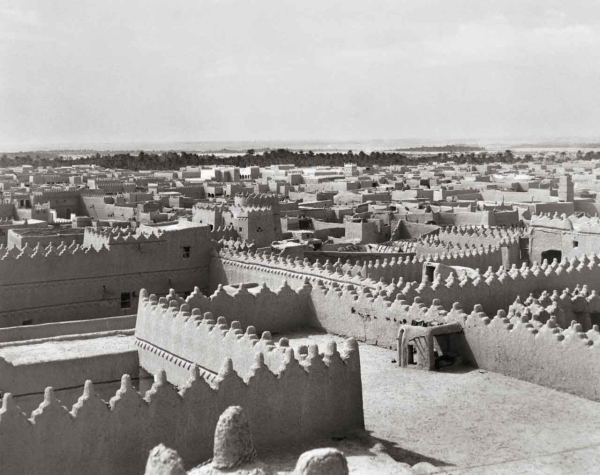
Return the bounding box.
[1,1,600,147]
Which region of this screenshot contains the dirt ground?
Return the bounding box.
[273,330,600,474]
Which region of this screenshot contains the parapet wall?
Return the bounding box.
[135,286,314,379]
[0,226,211,326]
[433,225,525,247]
[367,255,600,317]
[210,248,378,293]
[212,244,512,292]
[304,276,600,402]
[0,346,362,475]
[214,249,600,341]
[209,224,240,242]
[460,311,600,402]
[138,282,311,339]
[234,192,280,209]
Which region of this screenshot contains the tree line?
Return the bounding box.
[1,148,598,171]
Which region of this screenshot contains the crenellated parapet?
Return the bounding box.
[137,281,312,338]
[305,276,600,401]
[135,286,357,383]
[506,286,600,331]
[215,244,507,290]
[213,236,254,253]
[234,192,280,209]
[83,227,163,250]
[209,224,240,243]
[0,340,363,475]
[31,188,81,197]
[531,212,600,233]
[229,205,274,219]
[431,225,526,247]
[214,247,379,291]
[193,202,229,211]
[0,240,109,262]
[215,246,600,317]
[0,224,212,324]
[459,308,600,401]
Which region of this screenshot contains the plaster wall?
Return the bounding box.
[154,283,311,335]
[0,315,135,343]
[461,313,600,401]
[135,289,319,378]
[345,221,387,244]
[529,228,600,263]
[0,345,138,397]
[0,227,211,326]
[0,338,364,475]
[0,204,16,219]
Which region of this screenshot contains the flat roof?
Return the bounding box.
[0,334,135,366]
[9,227,85,237]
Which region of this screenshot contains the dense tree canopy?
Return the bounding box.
[0,148,595,171]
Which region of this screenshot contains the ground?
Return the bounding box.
[270,330,600,475]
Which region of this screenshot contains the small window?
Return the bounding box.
[182,246,191,258]
[121,292,131,309]
[22,319,33,326]
[239,227,243,232]
[573,241,579,248]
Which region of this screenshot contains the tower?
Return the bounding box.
[558,174,574,202]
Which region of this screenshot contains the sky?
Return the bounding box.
[1,1,600,148]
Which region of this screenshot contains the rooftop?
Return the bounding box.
[276,330,600,475]
[9,227,85,237]
[0,333,134,366]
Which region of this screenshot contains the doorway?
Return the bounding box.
[541,249,562,263]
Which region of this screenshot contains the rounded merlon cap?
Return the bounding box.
[212,406,257,469]
[144,444,186,475]
[293,448,349,475]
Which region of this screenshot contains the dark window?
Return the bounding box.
[407,344,417,365]
[22,319,33,326]
[541,250,562,263]
[425,265,436,282]
[121,292,131,309]
[183,246,191,258]
[573,241,579,248]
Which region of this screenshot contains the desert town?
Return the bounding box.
[0,153,599,473]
